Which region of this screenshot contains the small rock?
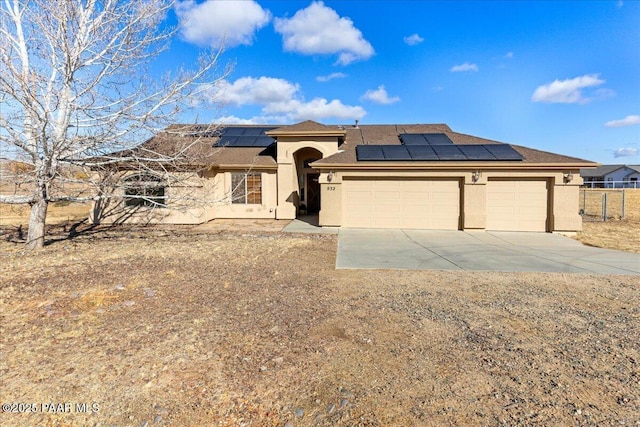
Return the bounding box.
[284,423,293,427]
[154,415,162,423]
[115,285,126,291]
[154,406,169,416]
[141,421,149,427]
[273,357,284,364]
[144,288,156,297]
[96,308,105,314]
[340,388,355,398]
[123,300,136,306]
[327,403,335,414]
[340,399,349,407]
[575,409,582,415]
[259,366,267,372]
[295,408,304,417]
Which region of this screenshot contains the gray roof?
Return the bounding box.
[138,122,596,168]
[580,164,640,178]
[315,124,594,165]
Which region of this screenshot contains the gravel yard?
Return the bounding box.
[1,227,639,426]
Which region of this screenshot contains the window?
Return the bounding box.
[231,172,262,204]
[124,174,166,208]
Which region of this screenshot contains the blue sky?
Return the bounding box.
[163,0,639,164]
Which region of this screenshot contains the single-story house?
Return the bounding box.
[94,120,597,232]
[580,164,640,188]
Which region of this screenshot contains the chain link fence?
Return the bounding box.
[579,189,626,222]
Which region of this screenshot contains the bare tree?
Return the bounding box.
[0,0,228,249]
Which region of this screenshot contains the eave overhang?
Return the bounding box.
[207,164,278,171]
[310,161,599,171]
[265,129,347,138]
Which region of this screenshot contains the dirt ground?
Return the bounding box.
[1,224,639,427]
[578,219,640,254]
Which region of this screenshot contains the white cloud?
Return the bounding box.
[505,52,514,59]
[208,76,366,123]
[265,98,366,121]
[605,115,640,127]
[613,148,638,158]
[316,72,347,82]
[274,1,374,65]
[361,85,400,105]
[218,77,299,106]
[531,74,605,104]
[217,115,261,124]
[403,34,424,46]
[450,62,478,72]
[175,0,271,48]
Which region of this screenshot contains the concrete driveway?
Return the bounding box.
[336,229,640,275]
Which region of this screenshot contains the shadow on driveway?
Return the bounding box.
[336,229,640,275]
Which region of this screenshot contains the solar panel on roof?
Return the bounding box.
[356,145,386,160]
[400,134,428,145]
[219,126,276,136]
[242,127,272,136]
[218,127,244,136]
[424,133,453,145]
[254,136,275,146]
[406,145,438,160]
[432,145,466,160]
[400,133,454,145]
[382,145,412,160]
[458,145,496,161]
[217,136,239,146]
[484,144,524,160]
[356,144,526,162]
[215,135,276,147]
[214,126,278,146]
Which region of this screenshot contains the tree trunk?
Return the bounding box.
[26,198,48,250]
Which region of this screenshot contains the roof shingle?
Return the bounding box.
[134,123,596,168]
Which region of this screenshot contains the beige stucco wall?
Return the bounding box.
[319,171,342,226]
[213,170,277,219]
[91,171,217,225]
[552,178,584,232]
[463,182,487,229]
[275,137,340,220]
[316,168,584,232]
[91,169,280,224]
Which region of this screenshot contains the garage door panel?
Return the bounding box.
[487,180,548,232]
[343,179,460,229]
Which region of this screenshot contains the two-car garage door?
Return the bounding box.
[342,179,460,229]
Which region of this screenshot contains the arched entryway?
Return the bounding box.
[293,147,323,215]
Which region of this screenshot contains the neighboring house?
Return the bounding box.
[580,164,640,188]
[94,121,597,232]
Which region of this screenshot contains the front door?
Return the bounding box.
[306,173,320,214]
